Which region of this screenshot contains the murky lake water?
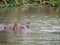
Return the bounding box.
[0,6,60,45]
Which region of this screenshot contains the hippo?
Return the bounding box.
[0,22,32,33]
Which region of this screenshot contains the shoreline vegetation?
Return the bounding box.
[0,0,60,10]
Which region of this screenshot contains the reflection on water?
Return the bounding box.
[0,7,60,45]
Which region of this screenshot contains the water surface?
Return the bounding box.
[0,7,60,45]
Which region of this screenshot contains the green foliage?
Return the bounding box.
[0,2,4,5]
[0,2,5,8]
[49,0,57,6]
[57,0,60,5]
[0,0,60,8]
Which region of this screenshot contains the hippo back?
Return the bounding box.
[0,24,6,31]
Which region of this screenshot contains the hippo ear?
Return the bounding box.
[27,22,30,24]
